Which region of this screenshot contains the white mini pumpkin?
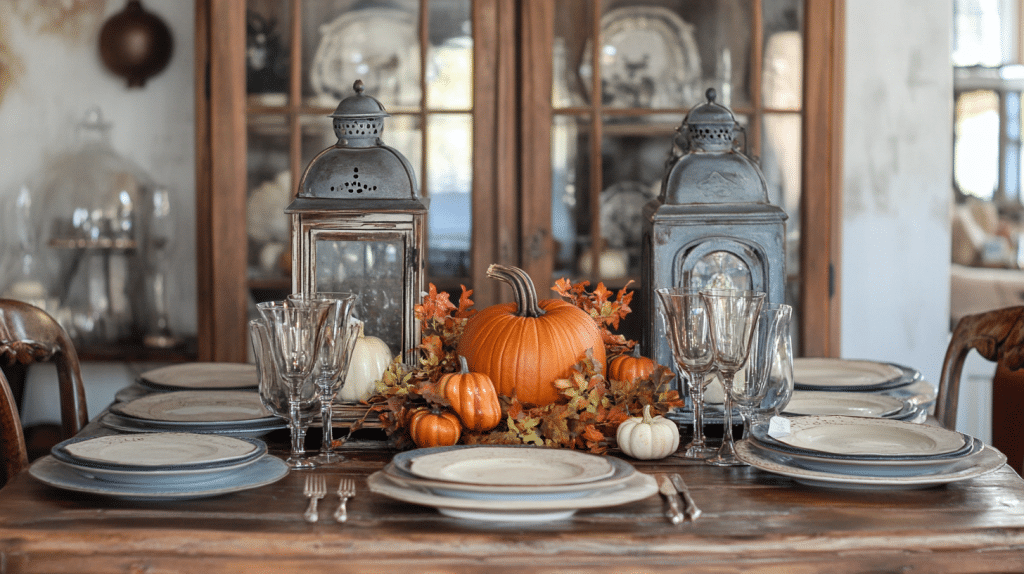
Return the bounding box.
[616,405,680,460]
[337,323,393,402]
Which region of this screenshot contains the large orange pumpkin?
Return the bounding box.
[608,344,656,384]
[409,407,461,448]
[455,264,606,406]
[440,356,502,431]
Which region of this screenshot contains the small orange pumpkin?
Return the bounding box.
[608,344,656,384]
[439,356,502,431]
[456,264,606,406]
[409,406,462,448]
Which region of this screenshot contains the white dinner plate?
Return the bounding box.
[773,416,968,458]
[29,454,289,500]
[53,452,266,485]
[139,363,258,391]
[793,358,916,391]
[735,440,1006,490]
[407,446,616,486]
[747,436,984,477]
[55,433,263,469]
[368,468,657,522]
[783,391,906,417]
[110,391,275,424]
[385,451,637,500]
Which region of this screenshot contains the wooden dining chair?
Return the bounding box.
[937,305,1024,430]
[0,299,89,486]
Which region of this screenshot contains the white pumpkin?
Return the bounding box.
[616,405,680,460]
[337,323,393,402]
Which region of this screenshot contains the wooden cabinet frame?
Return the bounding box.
[195,0,843,362]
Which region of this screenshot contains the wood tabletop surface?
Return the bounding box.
[2,424,1024,573]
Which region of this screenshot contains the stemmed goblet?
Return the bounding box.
[701,288,765,466]
[656,287,717,459]
[734,303,793,440]
[287,292,358,465]
[249,318,321,468]
[257,299,330,469]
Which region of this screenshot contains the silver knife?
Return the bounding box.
[657,473,684,525]
[670,473,702,522]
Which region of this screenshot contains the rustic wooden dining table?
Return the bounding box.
[2,406,1024,573]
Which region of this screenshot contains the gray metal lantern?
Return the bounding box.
[641,88,787,369]
[288,80,427,361]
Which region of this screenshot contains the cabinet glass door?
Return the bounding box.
[543,0,804,346]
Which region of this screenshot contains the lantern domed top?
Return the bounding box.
[294,79,420,202]
[681,88,737,152]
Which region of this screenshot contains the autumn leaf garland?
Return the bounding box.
[357,280,685,452]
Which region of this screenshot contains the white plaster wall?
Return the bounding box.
[841,2,969,431]
[0,0,196,337]
[0,0,195,423]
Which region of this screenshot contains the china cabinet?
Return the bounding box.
[195,0,843,362]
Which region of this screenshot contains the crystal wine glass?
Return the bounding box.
[256,300,330,469]
[748,303,795,427]
[734,303,793,440]
[656,287,717,459]
[288,292,358,465]
[701,288,765,466]
[249,318,320,467]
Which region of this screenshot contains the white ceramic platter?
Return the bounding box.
[747,437,984,477]
[29,455,288,500]
[735,440,1006,490]
[784,391,906,417]
[407,446,615,486]
[368,469,657,522]
[57,433,261,469]
[793,358,905,389]
[775,416,968,458]
[140,363,258,391]
[110,391,274,423]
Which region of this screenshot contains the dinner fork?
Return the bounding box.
[303,475,327,523]
[333,477,356,523]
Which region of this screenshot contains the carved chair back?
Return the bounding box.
[0,299,88,486]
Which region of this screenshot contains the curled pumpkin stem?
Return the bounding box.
[486,264,544,318]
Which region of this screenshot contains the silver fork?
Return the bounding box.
[333,478,356,523]
[303,475,327,523]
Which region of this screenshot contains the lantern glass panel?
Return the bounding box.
[314,236,404,353]
[245,0,292,101]
[686,251,752,292]
[299,0,421,107]
[427,0,472,110]
[427,113,472,278]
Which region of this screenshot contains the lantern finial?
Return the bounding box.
[705,87,717,103]
[353,79,364,95]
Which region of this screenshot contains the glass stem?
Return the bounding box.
[720,375,736,453]
[690,372,706,448]
[289,397,305,459]
[320,382,334,454]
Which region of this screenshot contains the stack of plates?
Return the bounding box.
[794,358,935,406]
[101,390,286,437]
[138,363,258,392]
[737,415,1006,489]
[783,390,922,421]
[369,445,658,522]
[29,433,288,500]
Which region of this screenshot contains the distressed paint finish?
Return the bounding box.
[0,442,1023,573]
